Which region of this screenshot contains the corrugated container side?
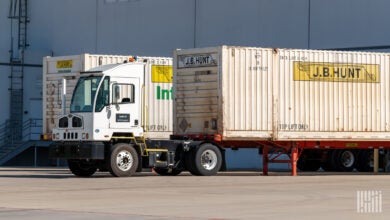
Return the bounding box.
[174,46,390,141]
[277,49,390,140]
[174,47,220,135]
[221,47,274,140]
[143,57,173,139]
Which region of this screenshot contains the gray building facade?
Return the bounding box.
[1,0,390,167]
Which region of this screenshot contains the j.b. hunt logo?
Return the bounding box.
[293,62,380,83]
[357,190,382,213]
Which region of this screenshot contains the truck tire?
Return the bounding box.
[297,158,321,171]
[185,149,201,175]
[154,167,182,176]
[320,150,337,171]
[67,159,97,177]
[297,151,321,171]
[355,150,373,172]
[332,150,356,172]
[193,143,222,176]
[108,143,139,177]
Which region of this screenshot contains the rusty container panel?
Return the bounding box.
[174,46,274,140]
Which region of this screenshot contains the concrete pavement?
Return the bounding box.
[0,168,389,220]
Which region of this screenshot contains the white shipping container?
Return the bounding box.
[174,46,390,141]
[43,54,173,139]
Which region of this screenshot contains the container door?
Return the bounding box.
[109,78,140,129]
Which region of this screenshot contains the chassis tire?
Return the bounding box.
[108,143,139,177]
[355,150,373,172]
[185,149,200,175]
[297,157,321,171]
[193,143,222,176]
[332,150,356,172]
[154,167,182,176]
[297,150,321,171]
[67,159,97,177]
[320,150,337,171]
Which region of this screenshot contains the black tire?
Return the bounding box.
[185,149,200,175]
[297,150,321,171]
[297,157,321,171]
[154,167,182,176]
[108,143,139,177]
[193,143,222,176]
[67,159,97,177]
[332,150,356,172]
[355,150,373,172]
[320,150,337,171]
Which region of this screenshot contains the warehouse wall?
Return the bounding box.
[2,0,390,168]
[310,0,390,49]
[195,0,309,48]
[0,0,390,123]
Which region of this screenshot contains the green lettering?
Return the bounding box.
[156,86,174,100]
[157,86,161,100]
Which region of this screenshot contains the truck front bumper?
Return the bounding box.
[49,141,105,160]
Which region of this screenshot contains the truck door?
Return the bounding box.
[109,78,140,129]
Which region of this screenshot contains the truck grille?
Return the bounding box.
[63,132,78,140]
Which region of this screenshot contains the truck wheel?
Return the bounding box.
[356,150,373,172]
[297,151,321,171]
[297,158,321,171]
[67,159,97,177]
[320,150,337,171]
[108,143,139,177]
[154,167,182,176]
[193,143,222,176]
[333,150,356,172]
[185,149,200,175]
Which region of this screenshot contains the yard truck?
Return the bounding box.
[50,46,389,177]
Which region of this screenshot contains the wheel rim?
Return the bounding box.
[201,149,218,170]
[116,150,133,172]
[341,151,355,168]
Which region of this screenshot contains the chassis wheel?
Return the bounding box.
[193,143,222,176]
[332,150,356,172]
[297,158,321,171]
[320,150,337,171]
[355,150,373,172]
[108,143,139,177]
[185,149,200,175]
[154,167,182,176]
[67,159,97,177]
[297,150,321,171]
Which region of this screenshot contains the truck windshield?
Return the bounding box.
[70,76,102,112]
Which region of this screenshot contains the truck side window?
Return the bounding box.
[112,83,135,104]
[95,76,110,112]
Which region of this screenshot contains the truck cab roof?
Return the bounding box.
[81,62,144,77]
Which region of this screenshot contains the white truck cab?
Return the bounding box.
[52,63,144,143]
